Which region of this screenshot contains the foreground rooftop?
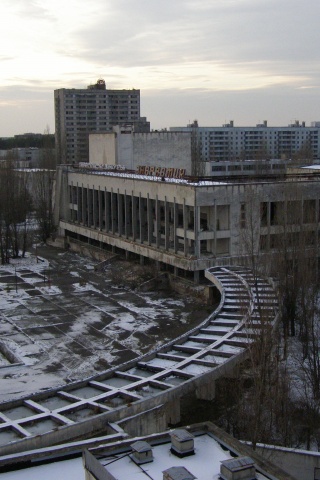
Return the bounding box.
[84,423,294,480]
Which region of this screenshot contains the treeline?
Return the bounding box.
[215,185,320,451]
[0,158,56,264]
[0,133,55,150]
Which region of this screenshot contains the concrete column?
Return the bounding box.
[86,185,91,227]
[173,198,178,253]
[70,182,74,222]
[166,398,181,425]
[124,193,132,239]
[155,196,160,248]
[196,380,215,401]
[92,187,96,229]
[140,255,144,265]
[183,199,188,256]
[118,190,122,236]
[81,184,87,225]
[98,187,102,230]
[165,197,169,250]
[75,183,78,222]
[132,194,137,241]
[147,194,152,245]
[111,189,115,234]
[194,205,200,257]
[139,194,144,243]
[90,187,94,228]
[194,270,200,284]
[115,190,119,234]
[77,183,80,223]
[104,188,109,232]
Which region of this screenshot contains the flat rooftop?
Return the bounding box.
[67,163,320,185]
[85,427,274,480]
[99,433,233,479]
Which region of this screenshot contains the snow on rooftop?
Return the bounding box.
[97,434,268,480]
[301,164,320,169]
[74,167,226,186]
[0,457,84,480]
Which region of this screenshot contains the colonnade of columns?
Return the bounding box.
[69,183,201,258]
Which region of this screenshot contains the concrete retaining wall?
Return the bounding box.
[255,444,320,480]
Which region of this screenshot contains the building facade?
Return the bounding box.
[170,120,320,162]
[89,127,192,173]
[54,79,145,164]
[54,164,320,282]
[0,147,40,166]
[88,129,290,178]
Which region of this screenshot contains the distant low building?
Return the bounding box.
[0,147,55,168]
[170,120,320,162]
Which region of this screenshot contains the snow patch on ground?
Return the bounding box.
[38,285,62,295]
[0,248,206,403]
[70,271,80,277]
[0,254,48,272]
[73,282,100,293]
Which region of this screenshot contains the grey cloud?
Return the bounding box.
[11,0,57,21]
[142,85,320,130]
[66,0,320,81]
[2,0,320,136]
[0,56,15,62]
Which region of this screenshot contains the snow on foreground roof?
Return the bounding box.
[0,457,84,480]
[0,434,271,480]
[90,434,269,480]
[301,164,320,170]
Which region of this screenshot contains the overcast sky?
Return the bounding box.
[1,0,320,136]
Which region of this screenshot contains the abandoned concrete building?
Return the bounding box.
[89,127,192,174]
[170,120,320,162]
[53,159,320,282]
[54,80,149,164]
[88,126,292,177]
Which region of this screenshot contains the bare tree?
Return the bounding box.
[34,169,56,242]
[0,160,33,263]
[33,128,56,242]
[235,185,296,448]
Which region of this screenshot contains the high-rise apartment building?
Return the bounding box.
[54,79,146,164]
